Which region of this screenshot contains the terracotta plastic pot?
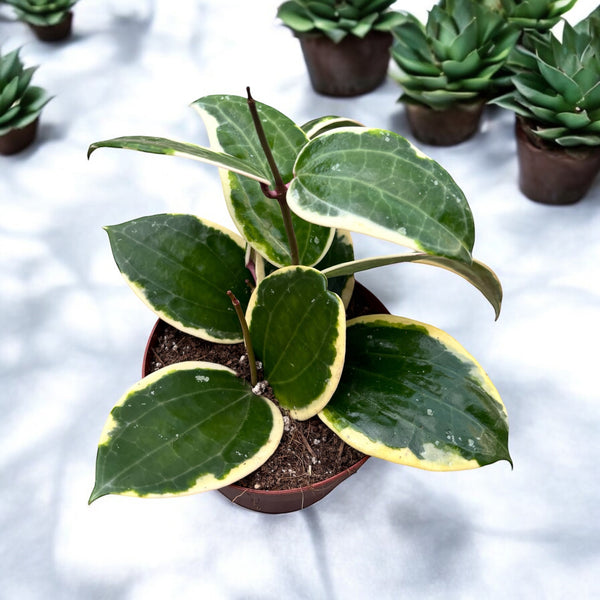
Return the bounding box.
[515,117,600,205]
[28,11,73,42]
[142,282,388,514]
[0,117,39,155]
[298,31,392,97]
[404,100,485,146]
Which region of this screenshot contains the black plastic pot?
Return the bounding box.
[515,116,600,205]
[0,117,39,155]
[142,282,388,514]
[28,11,73,42]
[404,100,486,146]
[298,31,392,97]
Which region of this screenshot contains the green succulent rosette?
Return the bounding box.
[391,0,519,110]
[0,47,51,137]
[491,8,600,147]
[4,0,77,26]
[277,0,406,43]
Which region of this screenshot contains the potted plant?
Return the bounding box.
[4,0,78,42]
[391,0,519,145]
[87,89,511,514]
[277,0,405,96]
[490,7,600,204]
[0,46,52,155]
[480,0,578,33]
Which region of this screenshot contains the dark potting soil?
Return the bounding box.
[144,288,375,491]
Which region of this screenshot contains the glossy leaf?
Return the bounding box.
[192,94,334,266]
[191,94,307,187]
[105,214,252,342]
[89,362,283,502]
[320,316,511,471]
[288,128,475,263]
[222,171,334,267]
[87,136,270,185]
[315,230,355,307]
[322,252,502,319]
[247,266,346,420]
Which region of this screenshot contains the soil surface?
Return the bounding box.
[144,286,379,491]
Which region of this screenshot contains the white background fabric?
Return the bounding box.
[1,1,599,598]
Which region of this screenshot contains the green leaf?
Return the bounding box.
[247,266,346,420]
[222,171,334,267]
[321,252,502,319]
[320,316,512,471]
[87,136,270,185]
[192,94,334,267]
[105,214,253,342]
[288,128,475,263]
[89,362,283,502]
[191,94,308,186]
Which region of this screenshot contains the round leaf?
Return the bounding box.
[288,128,475,263]
[248,266,346,421]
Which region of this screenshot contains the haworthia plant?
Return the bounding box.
[0,46,51,137]
[89,90,511,504]
[4,0,78,26]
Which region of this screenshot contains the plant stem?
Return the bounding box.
[227,290,258,387]
[246,87,300,265]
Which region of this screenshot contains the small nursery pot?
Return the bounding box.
[515,117,600,205]
[28,11,73,42]
[404,100,485,146]
[142,282,388,514]
[298,31,392,97]
[0,118,39,155]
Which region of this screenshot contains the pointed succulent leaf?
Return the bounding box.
[277,2,316,32]
[105,214,253,342]
[441,49,482,80]
[247,266,346,421]
[89,362,284,503]
[87,136,270,184]
[555,133,600,146]
[536,59,582,106]
[0,76,19,115]
[320,316,512,471]
[322,252,502,319]
[555,110,591,129]
[288,127,475,263]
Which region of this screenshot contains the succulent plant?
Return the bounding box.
[480,0,578,32]
[490,8,600,147]
[0,46,51,138]
[391,0,520,110]
[277,0,406,43]
[86,90,511,504]
[4,0,77,26]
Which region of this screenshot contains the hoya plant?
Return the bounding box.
[491,7,600,146]
[277,0,405,42]
[88,90,511,504]
[391,0,520,110]
[4,0,77,26]
[0,46,51,140]
[480,0,578,32]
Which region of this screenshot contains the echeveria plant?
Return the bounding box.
[88,90,511,503]
[491,7,600,146]
[391,0,520,110]
[4,0,77,26]
[0,46,51,138]
[481,0,578,32]
[277,0,405,43]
